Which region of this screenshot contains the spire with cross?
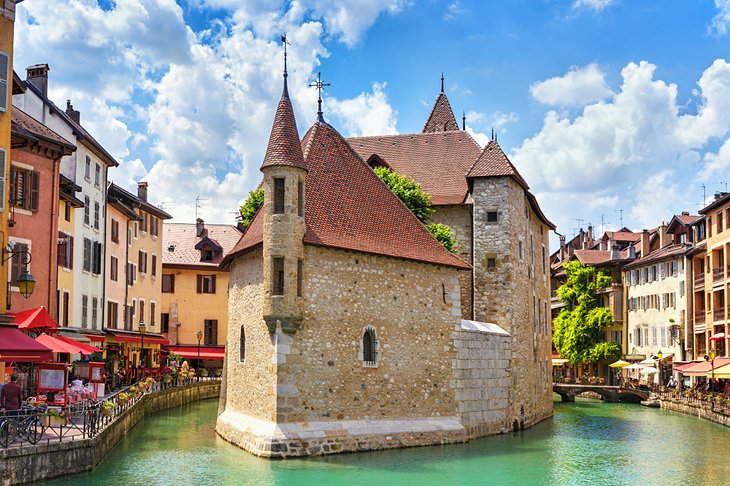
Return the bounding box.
[441,73,444,93]
[309,72,331,123]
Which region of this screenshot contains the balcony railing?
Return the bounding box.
[714,308,726,322]
[695,273,705,287]
[714,267,725,282]
[695,312,706,325]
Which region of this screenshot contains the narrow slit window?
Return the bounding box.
[297,181,304,217]
[297,258,303,297]
[273,178,285,214]
[363,328,377,364]
[273,257,285,295]
[240,326,246,362]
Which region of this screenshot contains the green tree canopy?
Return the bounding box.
[552,260,620,366]
[239,187,264,228]
[373,166,457,253]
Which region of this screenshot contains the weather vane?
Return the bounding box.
[281,34,290,78]
[309,72,330,122]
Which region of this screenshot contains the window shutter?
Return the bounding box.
[212,274,216,293]
[171,274,175,293]
[69,236,74,268]
[0,52,7,112]
[152,255,157,276]
[30,171,40,212]
[196,274,202,293]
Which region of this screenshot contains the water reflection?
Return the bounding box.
[39,397,730,486]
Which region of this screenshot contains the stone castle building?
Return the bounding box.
[216,69,554,457]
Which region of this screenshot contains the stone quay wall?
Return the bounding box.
[0,381,220,486]
[471,177,553,430]
[661,399,730,427]
[452,327,512,438]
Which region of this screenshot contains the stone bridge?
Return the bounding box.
[552,384,650,403]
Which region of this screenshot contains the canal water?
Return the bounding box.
[39,397,730,486]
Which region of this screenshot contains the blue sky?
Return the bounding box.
[11,0,730,246]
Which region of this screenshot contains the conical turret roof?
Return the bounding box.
[260,79,307,171]
[422,92,459,133]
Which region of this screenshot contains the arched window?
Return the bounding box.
[361,326,378,367]
[240,326,246,362]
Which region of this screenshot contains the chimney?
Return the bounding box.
[26,64,49,97]
[659,221,668,248]
[587,225,593,246]
[682,211,690,216]
[641,229,650,257]
[559,235,566,261]
[196,218,205,237]
[65,100,80,125]
[628,244,637,259]
[610,242,620,261]
[580,228,587,250]
[137,181,148,202]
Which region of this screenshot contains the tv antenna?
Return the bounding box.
[195,195,209,219]
[701,184,706,207]
[615,209,624,229]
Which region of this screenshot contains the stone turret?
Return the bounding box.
[260,73,307,334]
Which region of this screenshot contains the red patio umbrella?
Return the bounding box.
[35,334,92,355]
[12,306,59,331]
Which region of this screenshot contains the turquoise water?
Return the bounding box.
[39,397,730,485]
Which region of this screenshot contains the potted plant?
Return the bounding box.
[43,408,67,427]
[117,392,130,405]
[128,385,139,396]
[200,368,209,378]
[101,400,115,417]
[214,368,222,377]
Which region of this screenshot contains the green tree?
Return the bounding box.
[552,260,620,366]
[373,166,458,253]
[239,187,264,228]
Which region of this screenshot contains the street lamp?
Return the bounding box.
[710,347,717,392]
[656,350,663,389]
[139,321,146,369]
[196,330,203,381]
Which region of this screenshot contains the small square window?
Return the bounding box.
[487,258,497,269]
[486,211,498,223]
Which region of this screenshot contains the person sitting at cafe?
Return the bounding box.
[0,375,23,412]
[70,376,84,390]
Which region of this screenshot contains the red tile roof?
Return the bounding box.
[622,243,690,269]
[163,223,241,268]
[422,92,460,133]
[347,131,481,205]
[572,249,631,266]
[260,82,307,171]
[225,121,470,270]
[602,231,640,242]
[11,107,75,151]
[467,140,529,189]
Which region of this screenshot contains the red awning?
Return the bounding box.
[164,346,225,360]
[83,334,105,343]
[12,306,58,330]
[0,326,53,362]
[106,330,168,345]
[35,334,93,355]
[711,332,725,341]
[56,335,99,354]
[673,361,701,372]
[681,357,730,376]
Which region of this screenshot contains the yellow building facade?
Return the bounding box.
[161,220,241,365]
[0,1,23,318]
[694,194,730,358]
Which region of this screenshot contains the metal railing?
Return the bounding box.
[657,388,730,414]
[695,273,705,287]
[0,375,220,450]
[714,267,725,282]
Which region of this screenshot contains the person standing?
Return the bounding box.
[0,375,23,412]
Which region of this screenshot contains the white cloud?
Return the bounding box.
[13,0,403,224]
[530,64,613,107]
[709,0,730,36]
[701,138,730,179]
[514,59,730,237]
[443,1,464,21]
[328,82,398,136]
[572,0,616,12]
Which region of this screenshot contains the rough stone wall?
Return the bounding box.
[451,328,512,437]
[471,177,553,430]
[0,382,220,486]
[224,247,277,421]
[277,246,464,423]
[432,204,473,318]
